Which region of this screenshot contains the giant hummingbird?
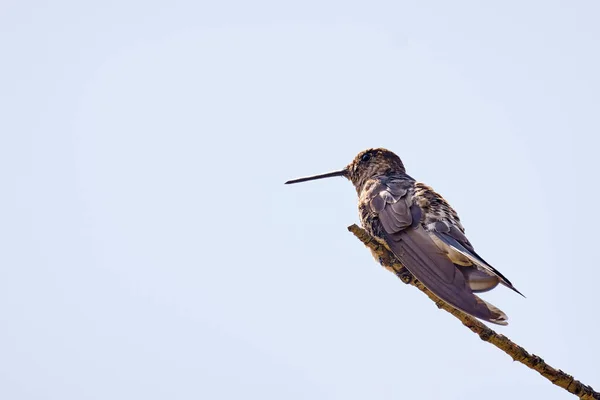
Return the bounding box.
[286,148,523,325]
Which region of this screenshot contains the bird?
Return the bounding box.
[285,148,523,325]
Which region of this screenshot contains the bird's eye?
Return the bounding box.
[361,153,372,162]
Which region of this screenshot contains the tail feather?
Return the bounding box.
[475,295,508,325]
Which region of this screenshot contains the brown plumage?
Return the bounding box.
[286,148,522,325]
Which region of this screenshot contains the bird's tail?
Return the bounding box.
[475,295,508,325]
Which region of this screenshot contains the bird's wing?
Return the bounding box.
[430,221,523,297]
[369,179,507,325]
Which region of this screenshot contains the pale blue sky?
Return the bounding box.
[1,1,599,399]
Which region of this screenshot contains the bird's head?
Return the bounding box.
[285,148,406,193]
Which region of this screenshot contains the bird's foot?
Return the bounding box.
[397,269,413,285]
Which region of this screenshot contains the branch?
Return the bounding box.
[348,224,599,400]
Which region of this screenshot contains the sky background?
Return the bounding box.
[1,1,599,399]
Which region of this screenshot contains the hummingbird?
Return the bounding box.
[285,148,523,325]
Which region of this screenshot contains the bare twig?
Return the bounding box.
[348,224,599,400]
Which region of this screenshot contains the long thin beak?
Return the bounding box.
[285,168,347,184]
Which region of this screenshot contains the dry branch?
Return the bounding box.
[348,224,599,400]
